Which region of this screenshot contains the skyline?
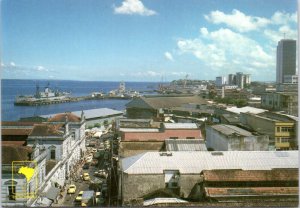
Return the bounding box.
[1,0,298,82]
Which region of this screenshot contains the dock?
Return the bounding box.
[14,95,133,106]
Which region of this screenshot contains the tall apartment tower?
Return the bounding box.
[228,74,236,85]
[276,39,296,83]
[236,72,244,89]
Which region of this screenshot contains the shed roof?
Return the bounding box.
[126,96,207,110]
[209,124,252,137]
[72,108,123,119]
[121,151,298,174]
[165,139,207,151]
[226,106,267,115]
[163,123,198,129]
[29,124,64,137]
[202,169,298,182]
[119,128,159,132]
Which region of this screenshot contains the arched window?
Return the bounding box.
[49,146,56,160]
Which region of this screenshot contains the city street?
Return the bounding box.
[58,132,118,207]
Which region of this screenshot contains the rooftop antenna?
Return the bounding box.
[283,32,286,39]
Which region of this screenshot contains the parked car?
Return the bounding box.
[75,191,84,201]
[67,184,76,194]
[83,173,90,181]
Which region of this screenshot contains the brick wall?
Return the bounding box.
[121,129,202,141]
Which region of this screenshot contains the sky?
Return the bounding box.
[1,0,298,82]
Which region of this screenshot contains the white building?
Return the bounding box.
[205,124,269,151]
[26,112,86,206]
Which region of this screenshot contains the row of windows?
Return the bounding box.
[276,137,290,143]
[276,126,293,133]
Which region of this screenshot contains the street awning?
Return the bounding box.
[34,197,53,207]
[51,178,64,187]
[144,198,188,206]
[45,186,60,201]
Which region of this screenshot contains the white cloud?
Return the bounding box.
[10,62,16,67]
[36,65,49,71]
[164,52,174,61]
[200,27,209,36]
[205,9,270,32]
[177,28,274,73]
[114,0,156,16]
[264,25,297,43]
[271,11,297,25]
[132,70,161,77]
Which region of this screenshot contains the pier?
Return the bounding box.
[14,95,133,106]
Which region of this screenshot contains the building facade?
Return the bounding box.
[240,112,297,150]
[119,151,298,204]
[261,92,298,116]
[215,76,227,88]
[205,124,269,151]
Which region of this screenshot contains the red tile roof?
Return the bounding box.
[48,112,80,122]
[202,169,298,182]
[2,128,32,136]
[2,141,26,146]
[1,145,33,164]
[29,124,64,137]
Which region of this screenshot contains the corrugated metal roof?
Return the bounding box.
[226,106,267,115]
[119,128,159,132]
[163,123,198,129]
[121,151,298,174]
[165,139,207,151]
[72,108,123,119]
[210,125,252,136]
[40,108,123,120]
[144,198,188,206]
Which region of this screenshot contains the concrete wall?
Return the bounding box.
[119,141,164,157]
[206,126,229,151]
[121,173,202,203]
[179,174,201,198]
[122,173,165,203]
[206,125,269,151]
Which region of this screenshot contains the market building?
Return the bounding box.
[119,151,298,205]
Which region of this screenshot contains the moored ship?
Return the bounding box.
[14,83,71,106]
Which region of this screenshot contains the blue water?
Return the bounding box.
[1,79,160,121]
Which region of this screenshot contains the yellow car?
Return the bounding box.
[67,184,76,194]
[83,173,90,181]
[75,191,83,201]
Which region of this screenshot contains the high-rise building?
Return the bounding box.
[228,74,236,85]
[215,76,227,88]
[236,72,244,89]
[276,39,296,83]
